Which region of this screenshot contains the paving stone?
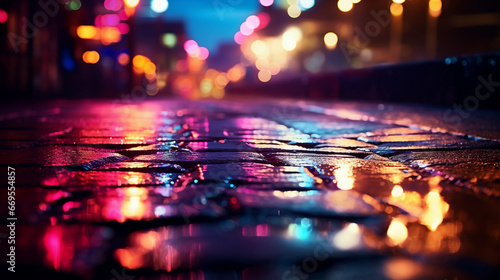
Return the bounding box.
[0,145,128,167]
[3,99,500,279]
[133,151,268,167]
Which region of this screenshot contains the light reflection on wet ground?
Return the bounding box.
[2,99,500,279]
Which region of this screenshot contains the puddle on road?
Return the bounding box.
[6,101,500,279]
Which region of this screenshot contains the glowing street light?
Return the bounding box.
[124,0,140,89]
[426,0,442,58]
[390,1,403,62]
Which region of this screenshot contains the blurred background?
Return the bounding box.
[0,0,499,100]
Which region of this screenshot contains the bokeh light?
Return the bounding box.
[143,62,156,75]
[429,0,442,17]
[117,23,130,34]
[227,64,246,82]
[299,0,315,10]
[390,3,403,16]
[282,26,302,51]
[124,0,140,8]
[259,0,274,7]
[184,40,199,55]
[101,14,120,26]
[82,51,100,64]
[240,22,254,36]
[333,223,361,250]
[151,0,169,13]
[162,33,177,48]
[215,74,229,88]
[387,217,408,246]
[258,70,272,82]
[251,40,268,57]
[104,0,123,11]
[391,185,404,197]
[324,32,338,49]
[234,31,245,45]
[197,47,209,60]
[246,15,260,29]
[200,78,213,96]
[269,62,281,75]
[117,53,130,66]
[0,9,7,24]
[100,27,121,45]
[257,12,270,29]
[76,26,97,39]
[65,0,82,11]
[337,0,353,12]
[133,55,149,68]
[392,0,405,4]
[287,5,301,18]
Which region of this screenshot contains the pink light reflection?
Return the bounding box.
[256,224,269,236]
[44,227,62,270]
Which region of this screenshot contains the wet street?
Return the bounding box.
[2,98,500,280]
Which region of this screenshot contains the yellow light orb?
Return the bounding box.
[337,0,353,12]
[258,70,272,82]
[287,5,301,18]
[124,0,140,8]
[251,40,268,57]
[429,0,442,17]
[82,51,100,64]
[76,25,97,39]
[390,3,403,16]
[215,74,229,88]
[132,55,149,68]
[324,32,338,49]
[269,63,280,75]
[212,87,225,99]
[387,218,408,246]
[143,62,156,75]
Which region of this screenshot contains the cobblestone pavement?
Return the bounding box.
[1,99,500,280]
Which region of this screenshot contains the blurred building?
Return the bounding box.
[231,0,500,83]
[0,0,499,99]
